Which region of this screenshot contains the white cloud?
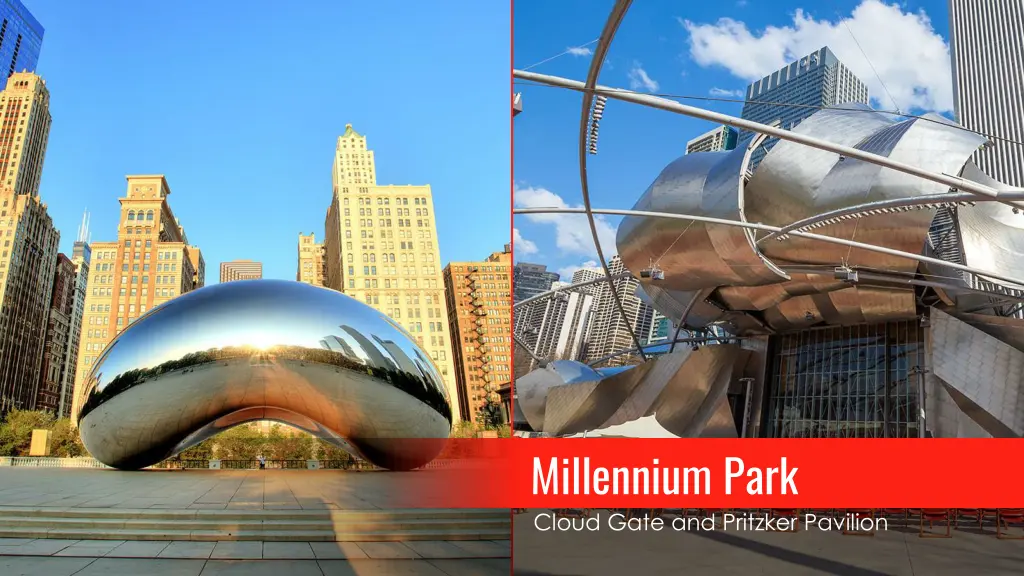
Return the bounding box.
[681,0,953,111]
[514,185,618,258]
[567,46,593,57]
[709,87,745,98]
[513,228,538,255]
[557,260,603,281]
[628,62,660,92]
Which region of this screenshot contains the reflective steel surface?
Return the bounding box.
[616,105,1019,333]
[77,280,452,471]
[515,347,744,437]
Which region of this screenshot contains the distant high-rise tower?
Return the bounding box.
[581,256,653,367]
[443,245,512,423]
[323,124,459,418]
[71,175,203,424]
[0,72,58,416]
[739,47,869,167]
[686,125,737,154]
[514,281,595,371]
[950,0,1024,187]
[0,0,43,92]
[219,260,262,283]
[59,212,92,418]
[297,233,326,286]
[513,262,559,303]
[36,254,75,415]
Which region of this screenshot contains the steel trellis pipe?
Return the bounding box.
[573,0,647,361]
[513,272,632,309]
[513,70,1024,211]
[515,207,1024,289]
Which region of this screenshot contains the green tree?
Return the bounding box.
[212,425,265,460]
[266,424,315,460]
[0,409,56,456]
[177,438,214,461]
[49,418,85,457]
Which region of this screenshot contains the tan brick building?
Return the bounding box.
[71,175,204,423]
[219,259,261,283]
[323,124,460,419]
[0,72,60,416]
[443,246,512,423]
[296,233,325,286]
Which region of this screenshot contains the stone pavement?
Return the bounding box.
[0,538,509,574]
[0,467,451,510]
[513,510,1024,575]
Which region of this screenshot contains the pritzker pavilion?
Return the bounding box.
[513,2,1024,440]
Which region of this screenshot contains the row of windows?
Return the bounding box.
[126,210,155,221]
[347,241,433,252]
[343,218,430,229]
[383,307,443,319]
[347,265,437,277]
[347,196,428,206]
[347,252,435,264]
[346,207,429,217]
[343,229,431,240]
[349,277,439,290]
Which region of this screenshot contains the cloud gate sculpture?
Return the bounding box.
[518,103,1024,439]
[77,280,452,470]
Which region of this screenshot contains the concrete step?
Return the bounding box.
[0,506,507,520]
[0,507,510,542]
[0,516,510,531]
[0,527,511,542]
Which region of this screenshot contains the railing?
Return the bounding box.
[0,456,468,470]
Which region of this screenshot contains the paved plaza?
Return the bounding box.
[0,467,465,510]
[0,468,509,575]
[513,510,1024,575]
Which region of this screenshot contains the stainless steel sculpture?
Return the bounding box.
[77,280,452,471]
[516,346,761,438]
[617,104,1024,334]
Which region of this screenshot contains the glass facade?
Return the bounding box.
[0,0,43,91]
[762,320,924,438]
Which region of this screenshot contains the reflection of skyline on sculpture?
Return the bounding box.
[77,280,451,471]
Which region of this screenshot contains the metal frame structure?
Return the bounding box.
[512,0,1024,386]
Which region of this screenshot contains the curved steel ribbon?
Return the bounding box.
[76,280,452,471]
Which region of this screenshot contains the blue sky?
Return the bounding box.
[26,0,510,282]
[513,0,952,280]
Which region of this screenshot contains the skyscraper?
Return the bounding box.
[581,256,653,367]
[323,124,459,417]
[0,1,43,91]
[739,47,869,167]
[0,72,58,416]
[60,215,91,418]
[297,233,326,286]
[949,0,1024,187]
[36,254,75,415]
[686,125,737,154]
[71,175,203,424]
[219,260,262,283]
[513,262,559,303]
[443,245,512,423]
[513,282,595,371]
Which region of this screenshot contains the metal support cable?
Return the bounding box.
[575,0,647,362]
[513,70,1024,211]
[515,206,1024,290]
[759,192,1024,244]
[589,336,738,367]
[513,272,632,309]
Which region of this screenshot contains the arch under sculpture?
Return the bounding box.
[76,280,453,471]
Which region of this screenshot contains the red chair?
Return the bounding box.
[841,509,876,536]
[997,509,1024,539]
[955,508,983,530]
[879,509,908,526]
[770,509,800,532]
[698,508,731,527]
[920,509,952,538]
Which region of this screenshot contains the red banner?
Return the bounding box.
[408,439,1024,508]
